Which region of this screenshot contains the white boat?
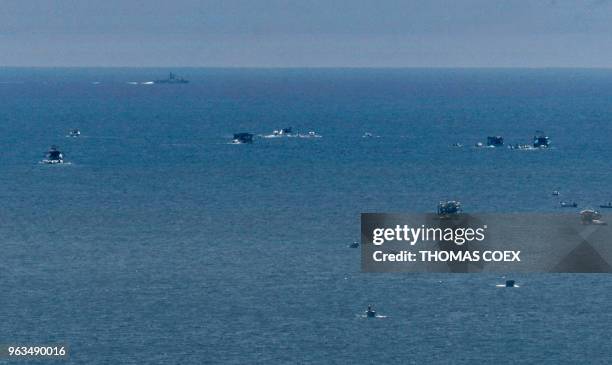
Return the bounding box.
[273,127,294,137]
[580,209,605,225]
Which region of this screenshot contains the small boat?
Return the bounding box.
[272,127,293,137]
[68,128,81,137]
[366,305,376,318]
[349,241,359,248]
[362,132,374,138]
[496,279,519,288]
[475,142,484,147]
[438,200,462,216]
[599,202,612,209]
[486,136,504,147]
[580,209,605,225]
[560,201,577,208]
[552,190,560,196]
[232,133,254,144]
[451,142,463,148]
[153,72,189,84]
[533,130,550,148]
[41,145,64,164]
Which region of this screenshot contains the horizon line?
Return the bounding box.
[2,65,612,70]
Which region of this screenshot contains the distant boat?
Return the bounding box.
[365,305,376,318]
[438,200,462,216]
[496,279,519,288]
[599,202,612,209]
[153,72,189,84]
[272,127,293,137]
[552,190,560,196]
[560,201,577,208]
[580,209,605,225]
[41,145,64,164]
[232,133,254,144]
[533,130,550,148]
[486,136,504,147]
[68,128,81,137]
[349,241,359,248]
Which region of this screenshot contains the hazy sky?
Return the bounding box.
[2,0,612,67]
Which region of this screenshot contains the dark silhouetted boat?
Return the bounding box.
[232,133,254,144]
[533,131,550,148]
[41,145,64,164]
[366,305,376,318]
[438,201,462,216]
[487,136,504,147]
[153,72,189,84]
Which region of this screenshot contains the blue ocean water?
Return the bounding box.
[1,68,611,364]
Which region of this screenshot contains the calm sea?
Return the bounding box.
[1,68,611,364]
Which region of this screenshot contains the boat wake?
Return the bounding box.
[358,314,387,319]
[298,132,322,138]
[39,161,72,166]
[261,134,299,139]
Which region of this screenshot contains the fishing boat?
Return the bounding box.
[533,131,550,148]
[232,133,254,144]
[365,305,376,318]
[486,136,504,147]
[438,201,462,216]
[41,146,64,164]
